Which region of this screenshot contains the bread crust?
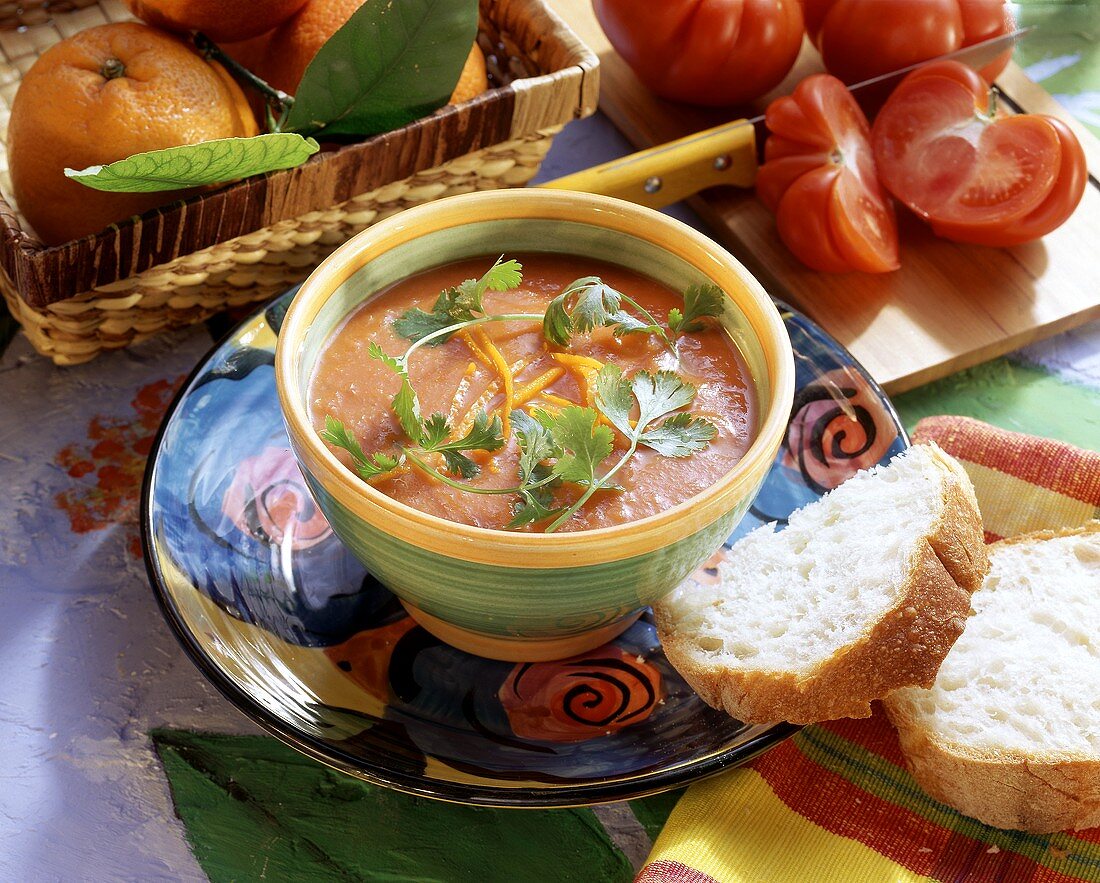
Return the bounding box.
[885,522,1100,833]
[655,444,989,725]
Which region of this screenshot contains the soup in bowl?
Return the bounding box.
[277,190,794,661]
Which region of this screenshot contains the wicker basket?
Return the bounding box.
[0,0,598,364]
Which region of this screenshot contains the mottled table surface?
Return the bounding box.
[3,11,1099,880]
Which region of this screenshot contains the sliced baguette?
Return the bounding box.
[655,443,988,724]
[885,523,1100,832]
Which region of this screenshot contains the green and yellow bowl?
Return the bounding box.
[276,189,794,662]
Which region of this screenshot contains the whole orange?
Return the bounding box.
[123,0,310,43]
[451,43,489,106]
[258,0,487,104]
[8,22,259,246]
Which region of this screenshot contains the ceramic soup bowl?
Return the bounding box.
[277,189,794,661]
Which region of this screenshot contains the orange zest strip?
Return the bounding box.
[547,353,623,432]
[455,356,528,439]
[514,367,565,406]
[549,352,606,372]
[458,330,494,370]
[536,392,575,410]
[550,351,604,408]
[475,328,514,438]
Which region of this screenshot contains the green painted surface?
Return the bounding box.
[629,789,686,842]
[895,357,1100,449]
[1014,0,1100,138]
[153,729,634,883]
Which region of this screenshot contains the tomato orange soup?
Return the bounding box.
[310,254,756,532]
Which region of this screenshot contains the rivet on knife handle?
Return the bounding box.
[539,120,757,210]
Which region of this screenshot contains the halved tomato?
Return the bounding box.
[871,61,1087,246]
[756,74,899,274]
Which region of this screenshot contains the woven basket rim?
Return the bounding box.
[0,0,599,308]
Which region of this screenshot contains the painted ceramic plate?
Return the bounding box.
[143,290,907,807]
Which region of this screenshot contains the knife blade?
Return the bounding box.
[541,28,1030,210]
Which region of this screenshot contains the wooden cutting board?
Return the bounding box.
[545,0,1100,393]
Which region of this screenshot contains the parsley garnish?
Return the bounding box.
[506,409,566,528]
[320,415,402,480]
[324,409,505,484]
[543,276,669,350]
[365,342,424,443]
[668,284,724,335]
[531,364,714,532]
[320,257,725,532]
[393,256,525,344]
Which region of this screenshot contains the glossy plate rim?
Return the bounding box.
[141,292,906,808]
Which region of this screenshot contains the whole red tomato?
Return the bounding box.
[592,0,804,106]
[803,0,1014,85]
[756,74,899,273]
[872,61,1087,246]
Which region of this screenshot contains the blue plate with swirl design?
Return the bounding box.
[142,289,908,807]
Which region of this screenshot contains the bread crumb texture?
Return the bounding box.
[656,443,987,724]
[886,523,1100,833]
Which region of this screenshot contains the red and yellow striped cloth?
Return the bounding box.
[638,416,1100,883]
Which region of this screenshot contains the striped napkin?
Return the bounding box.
[637,416,1100,883]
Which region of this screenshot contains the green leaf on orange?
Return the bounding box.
[284,0,479,138]
[64,134,319,192]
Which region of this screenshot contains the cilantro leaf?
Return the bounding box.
[479,256,523,294]
[542,296,574,347]
[320,414,368,463]
[543,277,623,345]
[632,370,697,427]
[505,410,566,529]
[639,412,717,457]
[512,409,559,480]
[367,341,404,374]
[542,275,673,351]
[319,416,401,480]
[550,406,615,485]
[352,451,402,480]
[432,411,506,455]
[393,257,523,344]
[507,483,564,529]
[367,343,423,443]
[668,284,724,335]
[391,299,463,343]
[416,411,504,478]
[567,277,623,334]
[421,413,450,449]
[391,379,424,445]
[610,310,661,338]
[593,366,715,457]
[440,449,480,479]
[593,364,634,437]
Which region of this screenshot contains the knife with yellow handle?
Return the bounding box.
[540,29,1027,210]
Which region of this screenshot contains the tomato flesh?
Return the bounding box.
[757,74,899,274]
[872,61,1086,246]
[926,119,1088,246]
